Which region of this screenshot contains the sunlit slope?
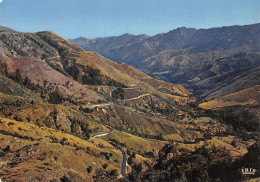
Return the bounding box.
[0,30,191,106]
[0,118,121,182]
[199,85,260,110]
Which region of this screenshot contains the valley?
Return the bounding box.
[0,25,259,182]
[72,23,260,100]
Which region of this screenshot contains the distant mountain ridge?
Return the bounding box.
[72,23,260,63]
[71,23,260,100]
[71,33,149,61]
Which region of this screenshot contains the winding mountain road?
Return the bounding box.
[126,93,151,101]
[90,102,112,108]
[91,129,113,138]
[90,129,128,178]
[118,147,127,177]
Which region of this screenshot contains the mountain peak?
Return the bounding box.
[121,33,133,36]
[167,26,196,34]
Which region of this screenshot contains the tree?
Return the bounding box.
[110,169,118,176]
[87,166,93,173]
[14,116,23,122]
[131,152,136,158]
[60,176,71,182]
[112,87,125,100]
[14,69,22,83]
[102,163,108,169]
[23,76,30,86]
[145,151,155,158]
[67,65,79,80]
[135,163,142,174]
[128,156,134,165]
[48,90,64,104]
[231,140,236,147]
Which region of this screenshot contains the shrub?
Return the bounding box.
[54,156,58,161]
[110,169,118,176]
[60,137,68,145]
[144,151,155,158]
[102,163,108,169]
[87,166,93,173]
[131,152,136,158]
[7,122,15,126]
[128,156,134,165]
[67,66,80,80]
[135,163,142,174]
[105,155,110,160]
[112,87,125,100]
[60,176,71,182]
[48,90,64,104]
[0,150,6,157]
[231,140,236,147]
[14,116,23,122]
[82,66,103,85]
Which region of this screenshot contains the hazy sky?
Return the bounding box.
[0,0,259,39]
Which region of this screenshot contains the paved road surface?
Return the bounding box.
[90,129,128,178]
[90,102,112,108]
[91,129,113,138]
[118,147,127,178]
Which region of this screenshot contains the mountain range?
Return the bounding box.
[0,25,259,181]
[0,26,196,181]
[71,23,260,100]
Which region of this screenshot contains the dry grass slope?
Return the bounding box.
[199,85,260,110]
[0,118,121,182]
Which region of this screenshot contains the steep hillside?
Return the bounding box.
[0,118,122,182]
[199,85,260,110]
[0,28,198,139]
[138,86,260,181]
[198,86,259,134]
[139,141,259,182]
[0,27,259,181]
[0,29,190,103]
[0,27,197,181]
[0,28,195,136]
[72,23,260,99]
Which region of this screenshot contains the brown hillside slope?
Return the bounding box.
[0,30,190,105]
[72,23,260,100]
[0,118,121,182]
[0,28,259,182]
[199,85,260,110]
[198,85,259,134]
